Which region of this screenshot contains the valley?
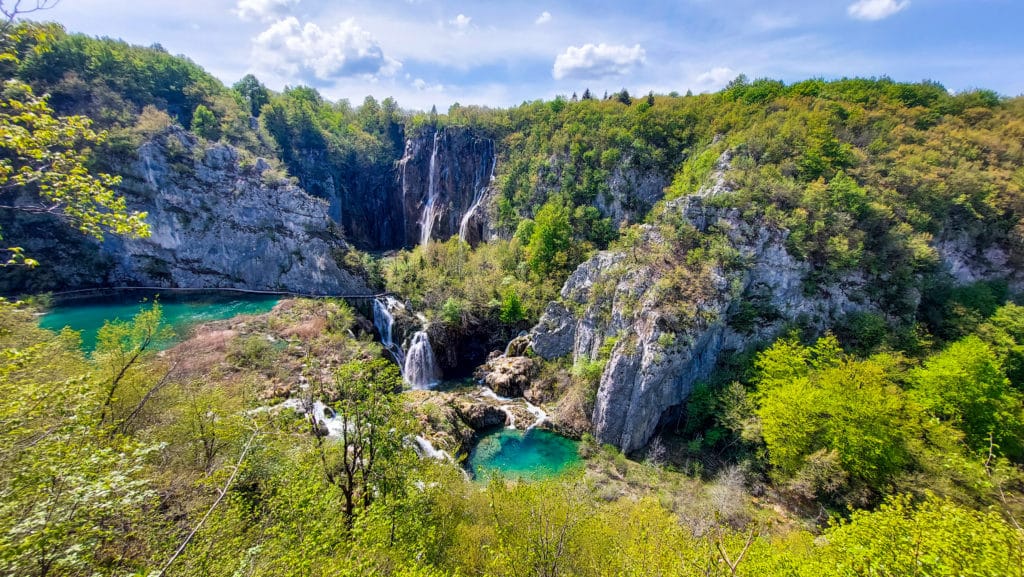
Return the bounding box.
[2,14,1024,577]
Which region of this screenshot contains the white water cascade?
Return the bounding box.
[404,330,442,389]
[419,131,442,247]
[414,435,453,461]
[373,296,406,373]
[264,398,348,438]
[524,401,548,431]
[479,386,547,430]
[458,154,497,243]
[312,401,348,437]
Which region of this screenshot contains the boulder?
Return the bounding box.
[477,356,538,398]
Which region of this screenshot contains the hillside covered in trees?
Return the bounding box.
[2,20,1024,577]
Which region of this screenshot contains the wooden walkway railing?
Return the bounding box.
[46,286,393,300]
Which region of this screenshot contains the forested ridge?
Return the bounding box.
[2,21,1024,577]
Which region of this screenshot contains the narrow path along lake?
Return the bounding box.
[468,427,582,483]
[38,290,280,352]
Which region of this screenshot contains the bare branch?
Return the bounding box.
[0,0,61,24]
[155,429,258,577]
[110,361,180,437]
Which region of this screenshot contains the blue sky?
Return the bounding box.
[32,0,1024,110]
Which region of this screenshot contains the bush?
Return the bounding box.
[228,334,276,369]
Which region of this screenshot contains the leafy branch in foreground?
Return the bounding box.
[0,24,149,265]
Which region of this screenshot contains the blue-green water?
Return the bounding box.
[469,428,582,482]
[39,290,280,352]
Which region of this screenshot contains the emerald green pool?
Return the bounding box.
[39,290,280,352]
[469,428,582,482]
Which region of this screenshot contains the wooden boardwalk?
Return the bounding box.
[46,286,393,301]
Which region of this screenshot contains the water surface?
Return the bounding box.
[39,290,279,352]
[469,428,582,483]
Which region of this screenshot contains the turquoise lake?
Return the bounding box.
[39,290,280,352]
[469,428,582,482]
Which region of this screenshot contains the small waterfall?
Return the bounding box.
[419,131,442,247]
[404,331,442,389]
[414,435,453,461]
[373,297,406,373]
[524,401,548,431]
[312,401,347,437]
[480,386,544,430]
[459,152,497,243]
[501,407,517,429]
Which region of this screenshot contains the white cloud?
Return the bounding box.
[552,43,646,80]
[235,0,297,22]
[847,0,910,21]
[253,17,401,82]
[694,67,736,91]
[535,11,552,25]
[449,14,471,30]
[412,78,445,93]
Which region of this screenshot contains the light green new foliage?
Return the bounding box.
[908,336,1024,458]
[754,335,917,496]
[92,302,173,429]
[812,493,1024,577]
[978,303,1024,387]
[526,196,572,278]
[0,300,159,577]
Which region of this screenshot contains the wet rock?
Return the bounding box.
[455,401,508,430]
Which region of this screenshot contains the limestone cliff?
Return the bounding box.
[1,127,370,295]
[399,127,497,246]
[529,153,875,454]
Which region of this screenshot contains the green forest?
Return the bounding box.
[3,19,1024,577]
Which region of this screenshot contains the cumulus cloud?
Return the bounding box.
[413,78,445,93]
[253,17,400,82]
[847,0,910,21]
[552,43,645,80]
[235,0,297,22]
[535,11,552,25]
[450,14,471,30]
[695,67,737,91]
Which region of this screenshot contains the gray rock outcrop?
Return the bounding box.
[1,127,371,295]
[529,152,869,454]
[476,356,538,398]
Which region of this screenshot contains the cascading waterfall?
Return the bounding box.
[480,386,546,430]
[414,435,453,461]
[419,131,442,247]
[373,296,406,373]
[404,330,442,389]
[458,152,497,243]
[312,401,348,437]
[524,401,548,430]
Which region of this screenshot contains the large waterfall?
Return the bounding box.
[404,330,442,389]
[459,154,497,244]
[419,131,442,247]
[373,296,405,373]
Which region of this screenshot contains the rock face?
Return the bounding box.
[476,356,539,398]
[528,152,870,454]
[398,127,497,247]
[269,122,407,251]
[0,127,371,295]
